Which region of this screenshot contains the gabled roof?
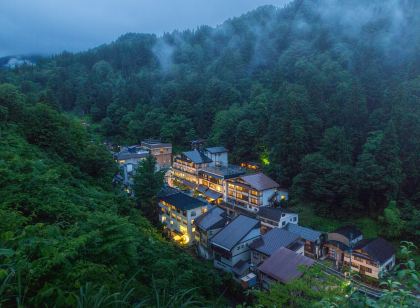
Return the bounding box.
[258,247,315,283]
[250,228,300,256]
[183,149,212,164]
[257,207,295,222]
[205,146,228,154]
[159,192,207,211]
[286,224,322,242]
[333,225,362,240]
[353,238,395,264]
[194,206,228,231]
[240,173,279,191]
[211,215,260,251]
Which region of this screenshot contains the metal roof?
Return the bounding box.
[195,206,227,231]
[258,247,315,284]
[250,228,300,256]
[200,164,245,179]
[286,224,322,242]
[257,207,295,222]
[211,215,260,251]
[183,150,212,164]
[159,192,207,211]
[240,173,279,191]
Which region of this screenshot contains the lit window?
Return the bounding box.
[170,220,174,225]
[192,227,196,232]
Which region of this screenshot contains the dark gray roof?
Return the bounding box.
[211,215,260,251]
[200,164,245,179]
[333,225,362,240]
[258,247,314,283]
[233,259,250,276]
[353,238,395,264]
[257,207,295,222]
[286,224,322,242]
[183,150,212,164]
[250,228,300,256]
[195,206,227,231]
[204,189,223,200]
[159,192,206,211]
[205,146,228,154]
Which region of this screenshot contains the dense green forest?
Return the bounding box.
[0,84,225,305]
[1,0,420,305]
[2,0,419,242]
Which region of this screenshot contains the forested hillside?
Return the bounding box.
[0,84,225,305]
[1,0,419,249]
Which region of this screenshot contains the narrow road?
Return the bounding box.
[315,260,384,298]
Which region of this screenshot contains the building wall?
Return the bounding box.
[343,254,395,279]
[159,201,207,245]
[261,188,277,207]
[279,213,298,228]
[195,226,224,260]
[213,227,260,272]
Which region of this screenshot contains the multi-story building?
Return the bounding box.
[343,238,395,279]
[324,225,363,267]
[256,207,298,233]
[197,164,245,204]
[171,149,212,189]
[194,206,229,259]
[286,223,323,259]
[226,173,286,212]
[141,139,172,170]
[210,215,260,277]
[158,192,208,245]
[203,147,228,167]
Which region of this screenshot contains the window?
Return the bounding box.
[191,211,196,216]
[282,221,286,226]
[293,217,297,222]
[192,227,195,232]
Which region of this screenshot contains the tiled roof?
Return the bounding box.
[159,192,206,211]
[183,150,212,164]
[257,207,295,222]
[195,206,227,231]
[205,146,228,154]
[211,215,260,251]
[286,224,322,242]
[250,228,300,256]
[258,247,314,283]
[353,238,395,264]
[240,173,279,191]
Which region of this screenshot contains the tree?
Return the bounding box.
[132,156,164,223]
[378,201,405,239]
[254,265,351,307]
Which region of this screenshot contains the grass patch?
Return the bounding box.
[290,203,379,237]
